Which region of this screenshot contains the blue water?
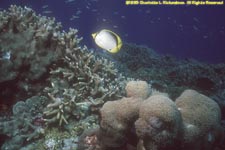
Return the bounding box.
[1,0,225,63]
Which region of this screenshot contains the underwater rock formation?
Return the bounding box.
[108,43,225,99]
[78,81,223,150]
[0,5,63,105]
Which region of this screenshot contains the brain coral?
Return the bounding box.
[135,95,182,150]
[175,89,223,149]
[125,80,150,99]
[99,97,143,149]
[100,97,143,132]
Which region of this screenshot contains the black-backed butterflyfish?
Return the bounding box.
[92,29,122,53]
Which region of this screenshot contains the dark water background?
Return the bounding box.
[1,0,225,63]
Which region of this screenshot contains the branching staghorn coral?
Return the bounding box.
[0,5,128,127]
[44,93,72,126]
[43,21,128,127]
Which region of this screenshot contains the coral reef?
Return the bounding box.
[0,5,63,105]
[0,96,48,150]
[1,5,225,150]
[125,80,150,99]
[42,128,75,150]
[135,95,182,150]
[211,89,225,120]
[79,81,223,150]
[77,128,100,150]
[96,81,151,149]
[42,29,128,126]
[107,43,225,99]
[0,3,128,121]
[0,5,128,149]
[175,89,224,150]
[99,97,142,149]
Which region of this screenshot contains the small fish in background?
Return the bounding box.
[203,35,208,39]
[0,51,11,60]
[124,33,129,37]
[113,25,118,28]
[150,20,154,24]
[65,0,75,3]
[193,17,200,23]
[193,25,199,31]
[173,20,177,24]
[42,5,48,9]
[42,10,52,14]
[87,2,91,6]
[70,15,80,21]
[219,30,224,35]
[145,10,151,14]
[113,11,119,15]
[76,10,82,15]
[91,9,98,12]
[178,24,184,31]
[138,9,143,13]
[121,15,126,19]
[102,18,107,22]
[86,6,90,10]
[92,29,122,53]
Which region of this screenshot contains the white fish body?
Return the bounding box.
[92,29,122,53]
[95,30,117,51]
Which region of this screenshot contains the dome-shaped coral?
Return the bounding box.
[100,97,143,131]
[125,80,150,99]
[99,97,143,149]
[175,89,223,149]
[135,95,182,150]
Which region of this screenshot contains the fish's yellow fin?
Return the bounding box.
[92,32,97,39]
